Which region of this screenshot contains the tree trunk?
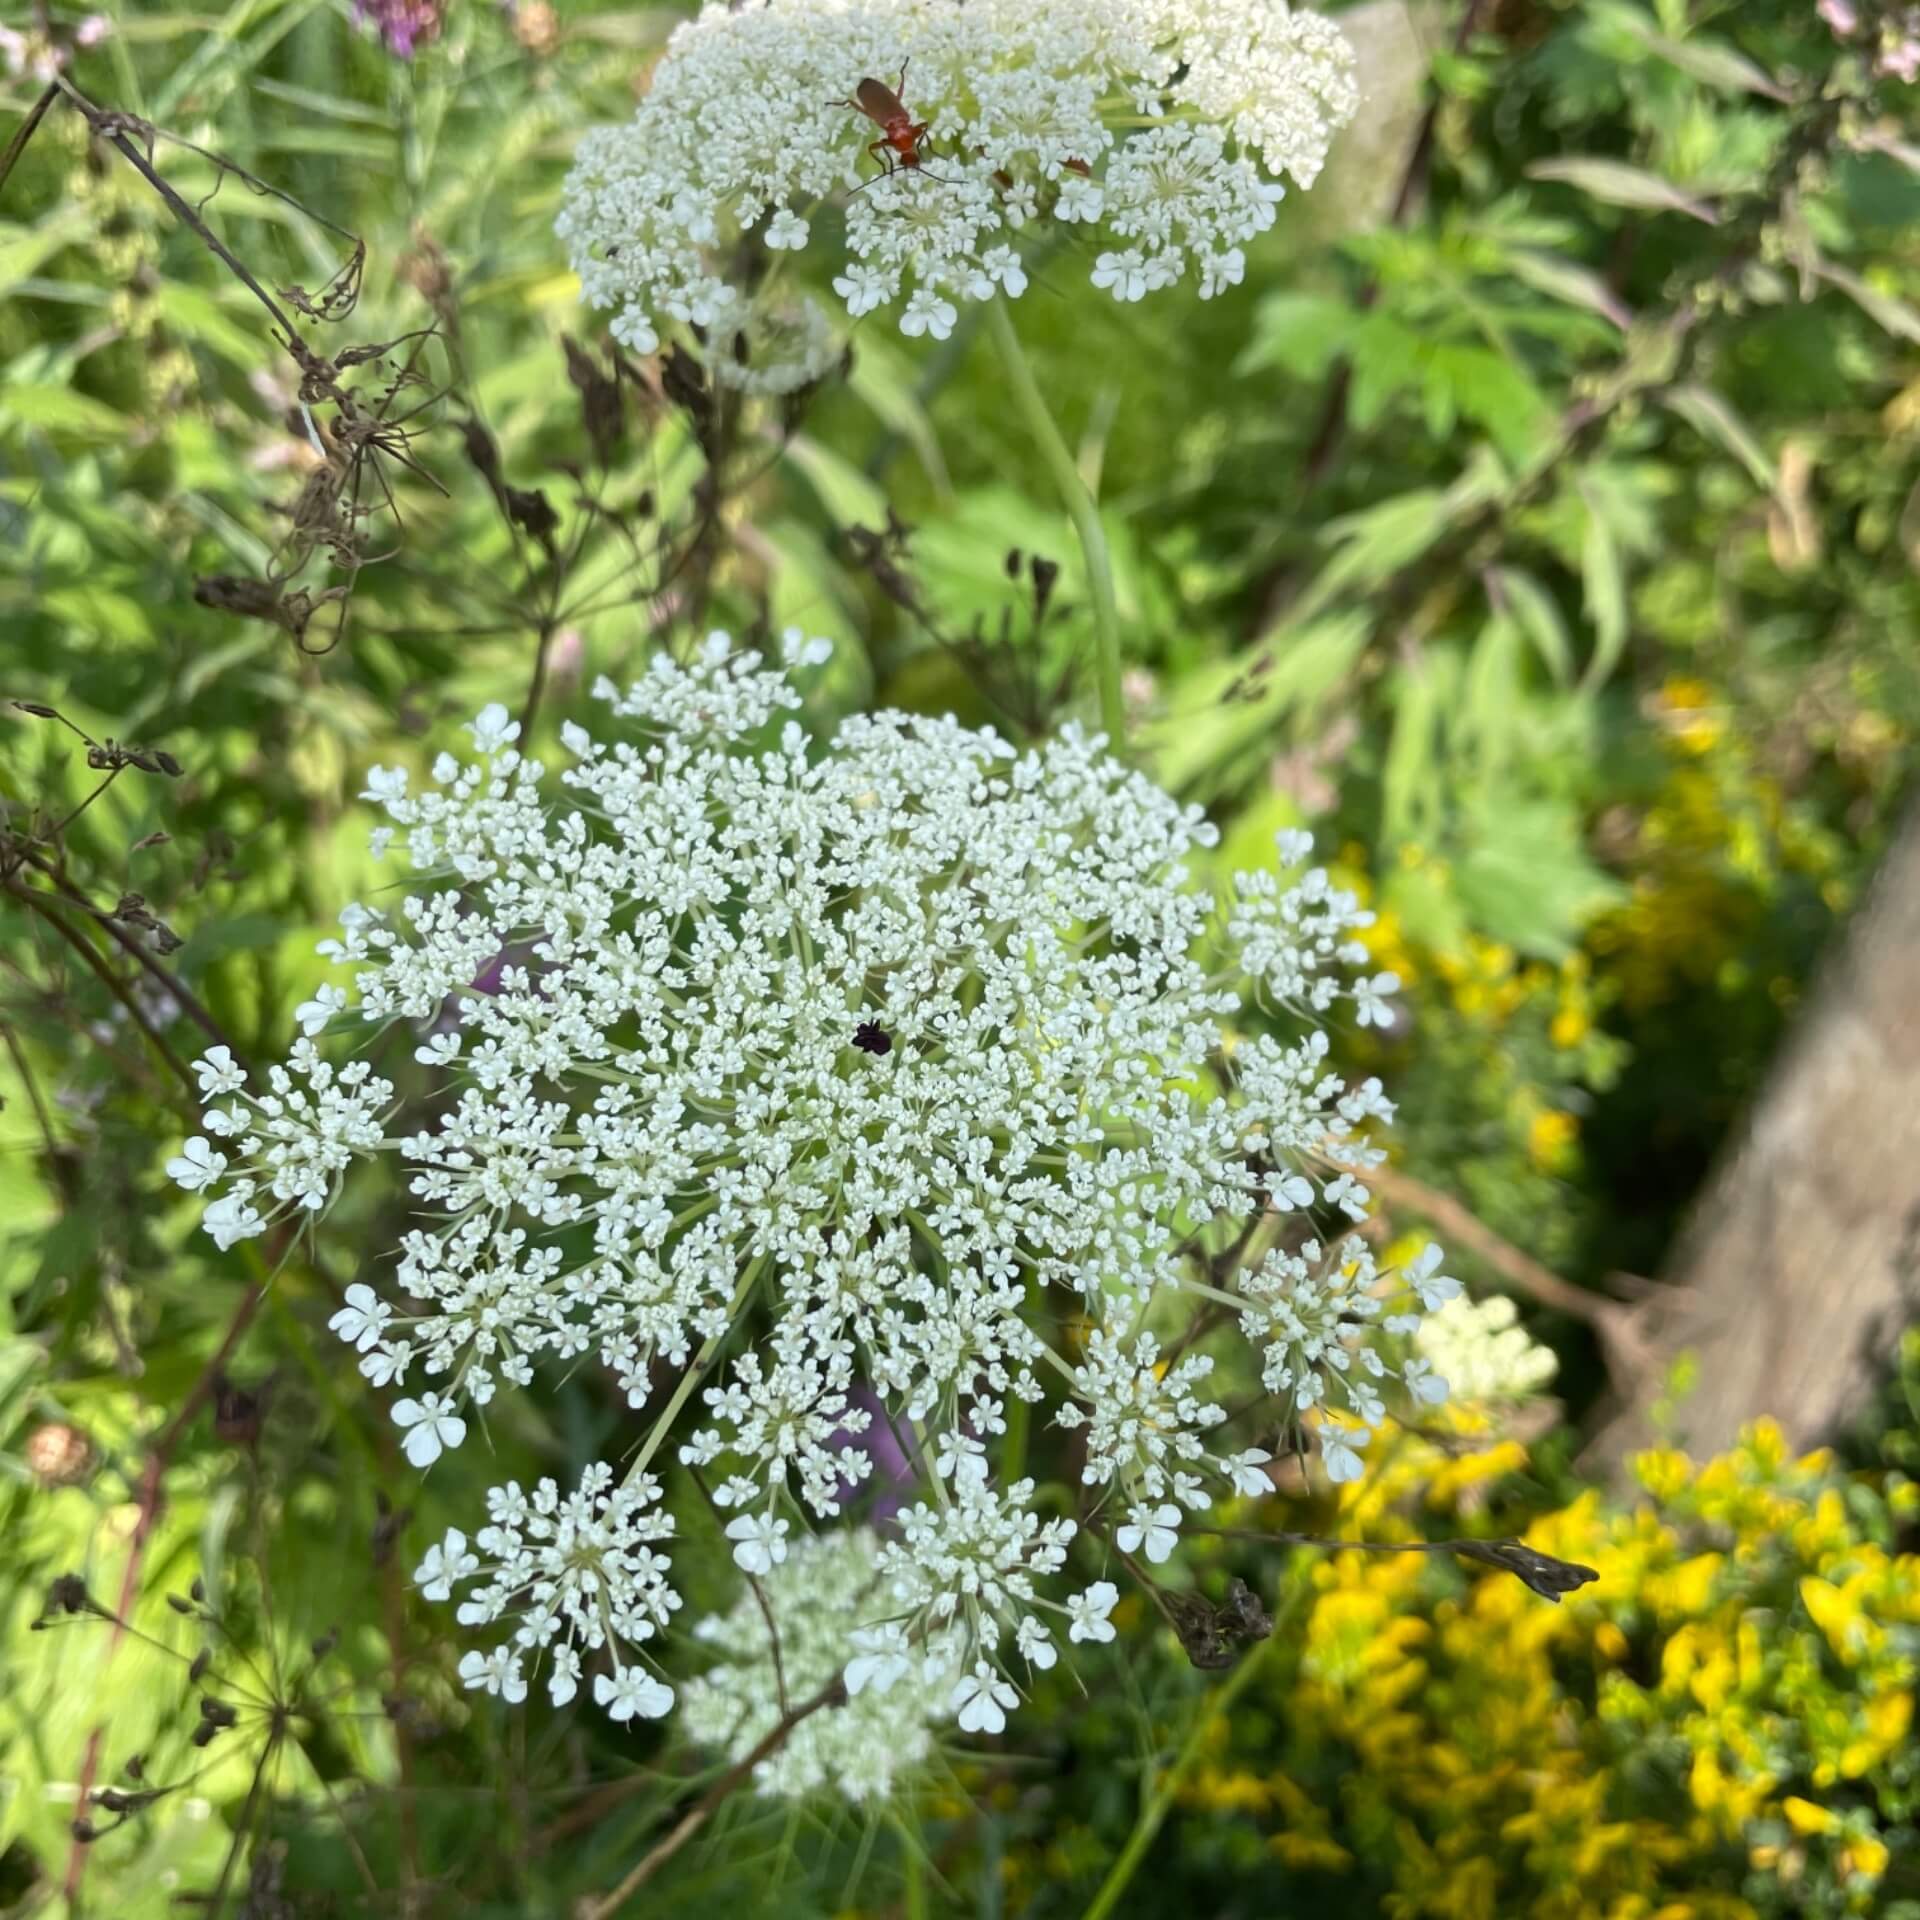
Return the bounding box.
[1587,795,1920,1466]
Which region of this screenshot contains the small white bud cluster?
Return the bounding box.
[1414,1291,1559,1405]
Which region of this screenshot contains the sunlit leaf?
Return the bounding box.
[1527,157,1721,223]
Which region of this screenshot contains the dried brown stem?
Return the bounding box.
[6,880,198,1096]
[0,80,59,202]
[1364,1159,1603,1324]
[17,850,246,1066]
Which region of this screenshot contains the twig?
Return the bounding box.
[579,1675,848,1918]
[1183,1525,1599,1601]
[1,1018,76,1201]
[0,80,59,203]
[54,79,303,349]
[17,850,247,1067]
[1363,1159,1604,1324]
[6,880,198,1095]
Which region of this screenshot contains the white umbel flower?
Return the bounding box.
[417,1462,680,1714]
[682,1529,949,1799]
[557,0,1357,350]
[170,630,1453,1733]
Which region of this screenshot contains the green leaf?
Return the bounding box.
[1578,481,1629,692]
[156,283,269,371]
[1490,566,1575,689]
[1451,794,1627,960]
[1426,343,1553,460]
[1527,157,1721,224]
[1504,247,1633,331]
[780,433,890,530]
[1306,490,1451,618]
[1661,383,1776,491]
[1813,262,1920,345]
[1382,652,1455,844]
[1155,613,1370,797]
[1235,293,1353,380]
[1462,612,1523,773]
[1615,18,1792,101]
[847,337,953,502]
[1345,312,1426,430]
[0,384,129,443]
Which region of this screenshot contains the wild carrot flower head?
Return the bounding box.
[170,634,1452,1730]
[555,0,1359,351]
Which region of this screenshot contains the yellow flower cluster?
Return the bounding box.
[1590,686,1855,1016]
[1181,1419,1919,1919]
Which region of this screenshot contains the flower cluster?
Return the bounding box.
[1413,1290,1559,1405]
[1163,1415,1920,1918]
[350,0,442,58]
[682,1528,950,1797]
[556,0,1358,351]
[416,1463,680,1716]
[170,631,1456,1731]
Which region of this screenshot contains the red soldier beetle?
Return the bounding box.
[830,61,938,184]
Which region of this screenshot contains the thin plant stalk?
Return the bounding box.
[983,296,1127,750]
[1077,1584,1302,1920]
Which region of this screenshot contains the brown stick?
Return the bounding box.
[19,850,248,1067]
[6,880,198,1095]
[0,80,59,203]
[1363,1158,1605,1325]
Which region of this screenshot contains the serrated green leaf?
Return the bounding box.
[1505,247,1633,331]
[1382,653,1451,844]
[1451,793,1627,959]
[1617,18,1792,101]
[0,384,129,442]
[1462,613,1523,773]
[1234,293,1353,380]
[156,283,269,371]
[1156,613,1370,798]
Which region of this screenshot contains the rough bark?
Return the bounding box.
[1587,795,1920,1466]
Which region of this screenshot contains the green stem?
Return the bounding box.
[624,1258,763,1486]
[1077,1586,1301,1920]
[1000,1387,1031,1487]
[983,296,1127,751]
[902,1826,928,1920]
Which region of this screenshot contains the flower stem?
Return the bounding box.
[1076,1584,1301,1920]
[984,296,1127,752]
[625,1258,763,1486]
[902,1828,928,1920]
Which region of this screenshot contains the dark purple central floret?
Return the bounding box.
[851,1020,893,1056]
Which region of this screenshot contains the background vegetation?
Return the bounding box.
[3,0,1918,1912]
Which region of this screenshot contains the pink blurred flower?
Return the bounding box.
[352,0,442,58]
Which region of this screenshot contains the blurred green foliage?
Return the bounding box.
[3,0,1919,1911]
